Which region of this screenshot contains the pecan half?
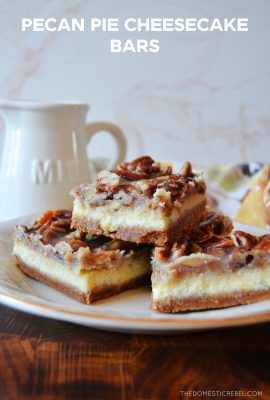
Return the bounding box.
[203,237,233,253]
[112,155,172,180]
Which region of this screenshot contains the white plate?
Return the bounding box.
[1,215,270,334]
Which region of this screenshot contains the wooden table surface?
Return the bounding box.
[1,304,270,400]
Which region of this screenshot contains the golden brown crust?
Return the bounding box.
[72,200,206,246]
[15,258,150,304]
[151,290,270,313]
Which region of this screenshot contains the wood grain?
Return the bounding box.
[0,305,270,400]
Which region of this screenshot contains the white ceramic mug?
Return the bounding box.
[0,99,126,221]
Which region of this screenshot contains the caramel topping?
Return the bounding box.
[29,209,73,246]
[21,209,146,255]
[93,156,205,201]
[156,211,270,264]
[190,211,233,243]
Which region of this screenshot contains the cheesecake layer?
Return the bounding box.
[72,193,205,230]
[71,156,206,245]
[13,209,151,304]
[153,261,270,298]
[72,193,206,245]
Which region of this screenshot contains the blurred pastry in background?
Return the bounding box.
[236,165,270,229]
[207,162,263,192]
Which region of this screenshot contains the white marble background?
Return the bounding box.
[0,0,269,165]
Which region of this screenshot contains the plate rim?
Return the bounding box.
[1,288,270,330]
[1,212,270,332]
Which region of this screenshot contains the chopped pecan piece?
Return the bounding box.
[66,237,88,252]
[190,211,233,243]
[205,248,228,256]
[155,177,185,197]
[231,231,258,249]
[51,218,71,232]
[180,161,193,177]
[32,210,54,229]
[203,237,233,254]
[31,210,73,245]
[53,209,72,219]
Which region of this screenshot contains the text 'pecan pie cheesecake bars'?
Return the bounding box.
[151,211,270,312]
[13,210,152,304]
[71,156,207,246]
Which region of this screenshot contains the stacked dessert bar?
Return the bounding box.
[13,209,152,304]
[13,156,270,312]
[71,156,206,245]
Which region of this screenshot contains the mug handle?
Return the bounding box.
[85,122,126,168]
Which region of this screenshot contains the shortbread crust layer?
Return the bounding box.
[152,289,270,312]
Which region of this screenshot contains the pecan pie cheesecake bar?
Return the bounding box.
[13,210,151,304]
[151,212,270,312]
[71,156,206,246]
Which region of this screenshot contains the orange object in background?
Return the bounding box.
[236,166,270,229]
